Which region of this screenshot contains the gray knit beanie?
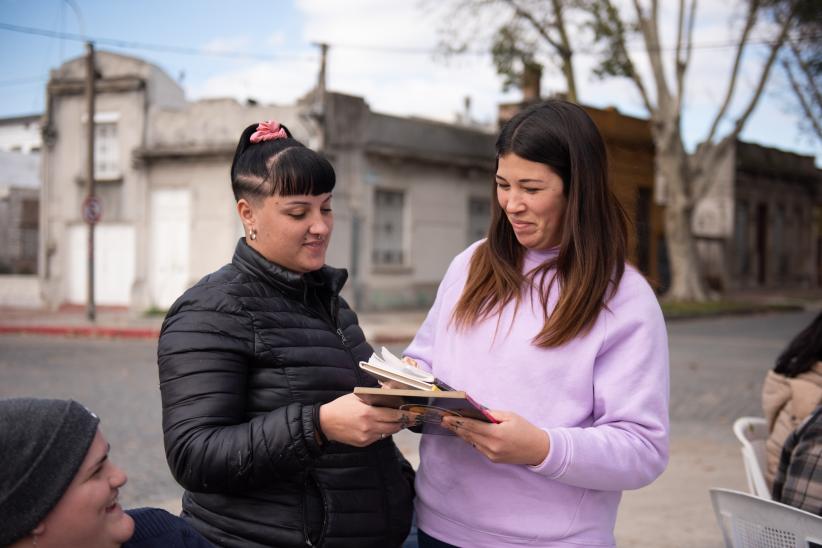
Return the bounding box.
[0,398,100,546]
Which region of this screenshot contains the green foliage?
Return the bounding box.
[660,299,802,320]
[143,306,168,317]
[581,0,636,80]
[490,23,544,92]
[760,0,822,140]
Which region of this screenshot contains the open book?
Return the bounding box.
[356,348,498,435]
[359,347,456,391]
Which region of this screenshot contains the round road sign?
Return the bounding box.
[82,195,103,224]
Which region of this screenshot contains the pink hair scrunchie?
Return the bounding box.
[249,120,288,143]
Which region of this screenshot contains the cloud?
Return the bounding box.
[189,58,316,106]
[202,36,254,55]
[267,32,287,47]
[183,0,819,162]
[293,0,510,123]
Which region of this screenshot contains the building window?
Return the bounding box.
[774,205,786,278]
[467,196,490,245]
[20,199,38,228]
[372,189,405,266]
[94,122,120,180]
[735,201,749,276]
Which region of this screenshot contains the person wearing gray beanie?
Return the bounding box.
[0,398,106,546]
[0,398,211,548]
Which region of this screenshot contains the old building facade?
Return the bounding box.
[40,51,495,311]
[0,151,40,274]
[695,140,821,291]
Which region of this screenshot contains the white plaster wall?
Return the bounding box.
[0,275,42,307]
[360,156,492,308]
[146,161,238,287]
[0,119,41,153]
[41,52,156,308]
[693,146,735,239]
[147,99,307,148]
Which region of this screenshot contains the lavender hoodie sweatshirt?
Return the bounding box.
[405,242,669,547]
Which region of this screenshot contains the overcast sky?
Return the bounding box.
[0,0,819,165]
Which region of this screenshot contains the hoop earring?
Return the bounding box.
[249,228,257,241]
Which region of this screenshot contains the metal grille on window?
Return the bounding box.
[468,196,490,245]
[94,122,120,180]
[373,189,405,266]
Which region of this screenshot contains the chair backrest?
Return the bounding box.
[710,488,822,548]
[733,416,772,499]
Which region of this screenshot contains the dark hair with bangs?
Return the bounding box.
[451,99,628,348]
[230,122,335,202]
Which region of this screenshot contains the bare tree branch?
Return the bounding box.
[789,41,822,110]
[602,0,654,111]
[674,0,687,111]
[683,0,697,72]
[675,0,686,71]
[783,58,822,140]
[704,0,760,145]
[675,0,698,109]
[503,0,564,53]
[632,0,671,105]
[550,0,578,100]
[502,0,578,100]
[651,0,659,29]
[695,3,797,202]
[729,4,796,137]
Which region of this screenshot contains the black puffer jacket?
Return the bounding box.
[157,239,414,548]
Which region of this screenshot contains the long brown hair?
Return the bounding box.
[452,100,628,347]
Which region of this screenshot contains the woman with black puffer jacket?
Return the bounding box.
[158,120,416,548]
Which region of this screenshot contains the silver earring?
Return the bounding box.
[250,228,257,241]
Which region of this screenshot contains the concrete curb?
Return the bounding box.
[0,325,161,339]
[0,323,414,343]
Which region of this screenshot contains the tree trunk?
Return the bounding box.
[664,192,708,301]
[655,120,709,302]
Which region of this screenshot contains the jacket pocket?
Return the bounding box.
[380,446,414,547]
[303,471,327,546]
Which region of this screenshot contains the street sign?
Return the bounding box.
[82,195,103,224]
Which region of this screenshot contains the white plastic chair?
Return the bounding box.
[733,416,771,499]
[710,488,822,547]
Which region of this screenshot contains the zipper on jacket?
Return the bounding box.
[309,288,367,384]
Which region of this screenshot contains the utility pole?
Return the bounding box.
[84,41,96,321]
[311,42,329,151]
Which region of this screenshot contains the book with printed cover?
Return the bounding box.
[355,348,498,435]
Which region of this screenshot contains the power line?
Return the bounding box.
[0,75,48,87]
[0,22,314,62]
[1,20,819,62]
[331,33,821,56]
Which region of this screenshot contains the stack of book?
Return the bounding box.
[355,347,498,434]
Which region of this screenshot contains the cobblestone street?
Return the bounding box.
[1,309,817,546]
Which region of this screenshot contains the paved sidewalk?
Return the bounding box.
[2,305,817,546]
[0,305,427,344]
[2,285,818,342]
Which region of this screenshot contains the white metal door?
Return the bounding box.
[67,224,136,305]
[149,188,190,309]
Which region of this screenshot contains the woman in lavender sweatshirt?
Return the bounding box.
[403,99,669,547]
